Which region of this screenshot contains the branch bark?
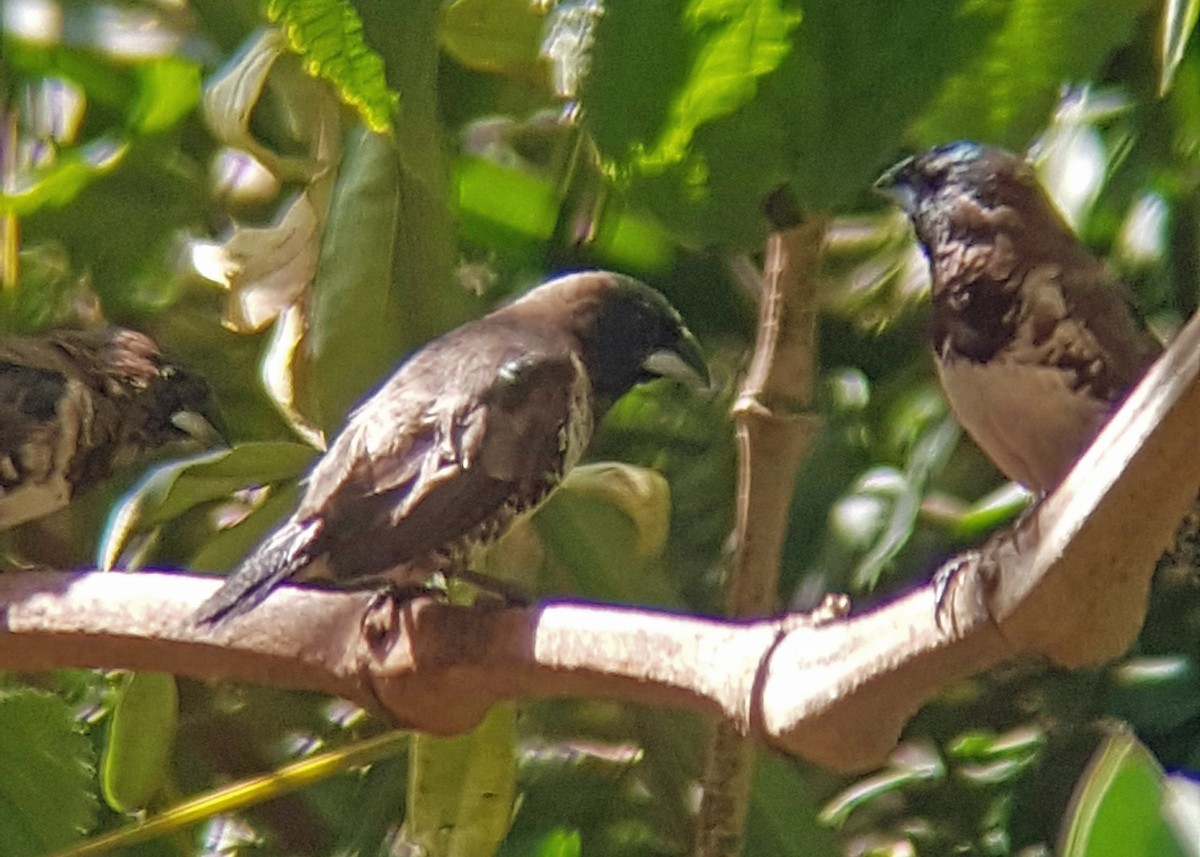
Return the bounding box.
[695,220,827,857]
[0,304,1196,774]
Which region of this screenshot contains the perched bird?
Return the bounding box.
[0,327,225,529]
[195,270,708,624]
[875,142,1162,494]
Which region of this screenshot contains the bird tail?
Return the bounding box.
[193,519,322,625]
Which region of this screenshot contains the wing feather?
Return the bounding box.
[218,319,593,598]
[312,350,588,582]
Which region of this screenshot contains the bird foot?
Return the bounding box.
[361,583,443,655]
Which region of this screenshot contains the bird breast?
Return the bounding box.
[936,353,1110,494]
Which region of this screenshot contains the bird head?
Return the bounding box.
[515,271,709,407]
[874,141,1069,254]
[147,362,228,449]
[94,329,228,451]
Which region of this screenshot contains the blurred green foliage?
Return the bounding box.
[2,0,1200,855]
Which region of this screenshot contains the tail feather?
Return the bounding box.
[194,519,322,624]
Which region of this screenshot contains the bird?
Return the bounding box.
[875,141,1162,495]
[0,327,226,529]
[195,270,709,624]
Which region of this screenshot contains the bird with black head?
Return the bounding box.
[196,270,708,624]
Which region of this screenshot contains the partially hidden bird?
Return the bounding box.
[195,270,709,624]
[0,327,225,529]
[875,142,1162,495]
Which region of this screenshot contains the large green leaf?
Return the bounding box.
[629,0,802,172]
[307,125,408,431]
[406,704,518,857]
[0,690,97,856]
[101,673,179,814]
[914,0,1148,148]
[586,0,1147,245]
[98,443,315,570]
[1059,730,1194,857]
[777,0,1003,208]
[585,0,1001,244]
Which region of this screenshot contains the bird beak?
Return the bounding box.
[171,409,229,447]
[873,157,918,213]
[643,328,710,388]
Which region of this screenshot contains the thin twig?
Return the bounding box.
[694,219,828,857]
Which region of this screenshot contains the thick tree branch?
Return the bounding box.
[0,308,1196,775]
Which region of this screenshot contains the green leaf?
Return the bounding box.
[441,0,546,76]
[915,0,1146,148]
[950,482,1030,540]
[630,0,802,172]
[553,463,672,558]
[745,752,841,857]
[532,828,582,857]
[188,481,301,573]
[585,0,1004,243]
[0,690,97,856]
[778,0,1004,210]
[0,138,128,217]
[1,47,200,216]
[948,727,1046,764]
[850,415,960,590]
[370,0,475,348]
[129,57,203,134]
[820,745,945,829]
[585,0,793,246]
[1159,0,1200,95]
[407,704,518,857]
[455,156,561,246]
[1059,729,1192,857]
[454,157,677,272]
[102,673,179,813]
[307,125,408,432]
[63,731,411,857]
[98,443,315,570]
[268,0,399,132]
[1105,656,1200,735]
[533,463,678,604]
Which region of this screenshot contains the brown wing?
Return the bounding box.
[1011,261,1161,404]
[296,330,590,582]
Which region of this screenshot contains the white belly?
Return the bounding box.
[936,356,1110,493]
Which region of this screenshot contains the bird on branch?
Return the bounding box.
[876,141,1162,495]
[196,270,709,624]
